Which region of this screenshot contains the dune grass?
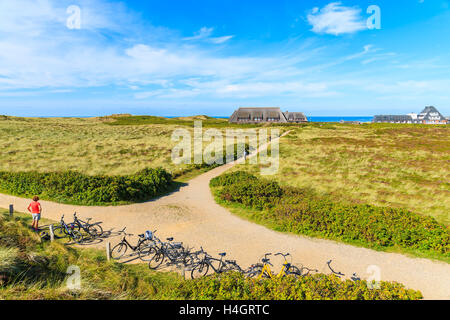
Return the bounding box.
[0,116,181,176]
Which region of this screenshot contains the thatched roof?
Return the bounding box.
[229,107,288,123]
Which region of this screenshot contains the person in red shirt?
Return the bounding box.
[27,196,42,231]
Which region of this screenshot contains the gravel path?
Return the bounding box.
[1,133,449,299]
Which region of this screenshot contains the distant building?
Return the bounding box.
[229,107,308,124]
[373,106,447,124]
[407,113,418,120]
[340,120,362,125]
[373,115,414,124]
[416,106,447,124]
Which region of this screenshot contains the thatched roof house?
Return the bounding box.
[229,107,307,124]
[283,111,308,123]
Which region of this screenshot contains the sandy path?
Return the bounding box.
[1,132,449,300]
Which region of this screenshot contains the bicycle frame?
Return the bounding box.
[120,234,147,251]
[255,253,292,280]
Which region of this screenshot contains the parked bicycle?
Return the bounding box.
[190,248,243,279]
[327,260,360,281]
[68,212,104,239]
[52,214,84,244]
[110,228,156,261]
[246,253,304,280]
[148,234,189,270]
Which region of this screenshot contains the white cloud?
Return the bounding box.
[183,27,234,44]
[307,2,367,35]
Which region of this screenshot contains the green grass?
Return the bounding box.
[229,123,450,225]
[0,209,423,300]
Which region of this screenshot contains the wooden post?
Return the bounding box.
[49,224,55,242]
[106,242,111,261]
[9,204,13,217]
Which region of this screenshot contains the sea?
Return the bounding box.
[307,116,373,123]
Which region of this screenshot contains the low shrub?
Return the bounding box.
[0,168,173,205]
[210,171,258,187]
[213,171,450,258]
[181,272,422,300]
[213,172,282,210]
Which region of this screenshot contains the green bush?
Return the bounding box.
[181,272,422,300]
[210,171,258,187]
[0,168,173,205]
[213,172,282,210]
[214,171,450,257]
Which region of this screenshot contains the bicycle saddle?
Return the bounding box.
[219,252,226,257]
[138,234,145,238]
[166,237,174,241]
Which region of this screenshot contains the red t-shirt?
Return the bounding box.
[28,201,41,214]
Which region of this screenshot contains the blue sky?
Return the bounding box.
[0,0,449,117]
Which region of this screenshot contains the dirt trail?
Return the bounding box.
[1,132,449,299]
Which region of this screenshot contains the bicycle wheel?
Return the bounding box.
[191,262,209,279]
[148,247,165,270]
[52,225,66,239]
[69,230,84,244]
[111,242,128,260]
[68,223,81,233]
[285,265,303,278]
[87,224,103,238]
[246,264,264,278]
[138,240,155,261]
[223,261,242,273]
[63,223,77,235]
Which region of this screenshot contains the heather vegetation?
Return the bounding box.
[211,172,450,260]
[0,211,422,300]
[233,124,450,225]
[0,168,173,205]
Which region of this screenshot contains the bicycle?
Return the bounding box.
[246,253,303,280]
[110,228,156,261]
[51,214,84,244]
[148,234,188,270]
[183,247,205,271]
[326,260,360,281]
[68,212,104,239]
[190,248,242,279]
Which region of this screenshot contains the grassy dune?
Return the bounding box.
[233,123,450,225]
[0,116,179,176]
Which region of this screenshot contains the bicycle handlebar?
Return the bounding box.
[327,260,345,276]
[275,252,290,258]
